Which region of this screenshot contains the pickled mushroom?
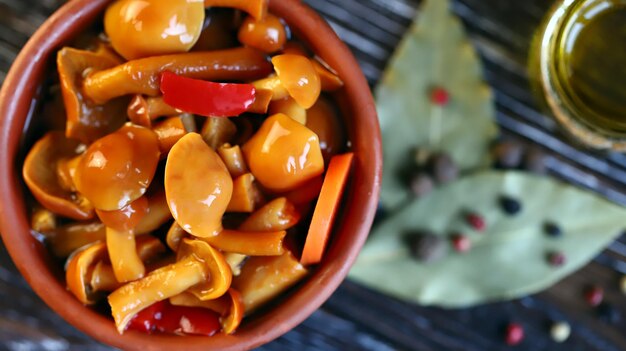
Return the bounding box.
[74,124,160,211]
[57,46,127,144]
[271,55,321,109]
[108,238,231,333]
[165,133,233,237]
[127,95,180,128]
[105,0,205,60]
[23,132,94,220]
[83,47,272,104]
[242,113,324,192]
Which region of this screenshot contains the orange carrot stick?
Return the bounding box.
[300,153,353,265]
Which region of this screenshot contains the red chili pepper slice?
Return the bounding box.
[127,300,221,336]
[160,71,256,117]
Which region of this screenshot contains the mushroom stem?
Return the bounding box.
[108,254,207,333]
[127,95,179,128]
[217,144,248,178]
[106,227,145,283]
[239,197,301,232]
[203,229,286,256]
[83,47,272,104]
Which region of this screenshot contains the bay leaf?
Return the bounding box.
[349,171,625,308]
[377,0,497,210]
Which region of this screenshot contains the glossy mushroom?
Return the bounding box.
[238,14,287,54]
[66,236,166,304]
[108,238,232,333]
[200,117,237,150]
[89,236,167,293]
[66,242,108,305]
[83,47,272,104]
[165,133,233,238]
[105,0,205,60]
[239,197,301,232]
[23,131,94,220]
[232,251,307,312]
[271,54,321,109]
[99,196,150,282]
[127,95,180,128]
[242,113,324,192]
[57,46,127,144]
[217,144,249,178]
[74,124,161,211]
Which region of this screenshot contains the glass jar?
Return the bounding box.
[530,0,626,150]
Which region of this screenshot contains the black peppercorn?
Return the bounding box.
[407,232,447,263]
[544,222,562,237]
[500,196,522,215]
[427,152,459,185]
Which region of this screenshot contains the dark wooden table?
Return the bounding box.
[0,0,625,350]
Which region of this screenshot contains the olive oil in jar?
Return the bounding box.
[532,0,626,150]
[558,1,626,130]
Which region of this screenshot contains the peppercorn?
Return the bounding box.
[584,286,604,307]
[544,222,562,238]
[550,321,571,343]
[499,196,522,215]
[598,303,621,324]
[427,152,458,185]
[465,212,486,232]
[410,172,435,198]
[407,232,447,263]
[492,140,524,168]
[430,86,450,106]
[547,251,566,267]
[524,146,548,174]
[504,323,524,346]
[451,234,471,253]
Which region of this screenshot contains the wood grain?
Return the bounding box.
[0,0,624,350]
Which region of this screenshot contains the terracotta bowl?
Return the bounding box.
[0,0,381,350]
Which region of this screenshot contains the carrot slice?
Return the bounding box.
[300,153,354,265]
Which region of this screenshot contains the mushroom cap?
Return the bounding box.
[165,133,233,238]
[242,113,324,192]
[271,54,321,109]
[104,0,205,60]
[57,46,128,144]
[23,131,94,220]
[65,241,108,305]
[74,124,160,211]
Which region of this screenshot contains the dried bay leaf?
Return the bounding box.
[377,0,497,210]
[349,171,626,308]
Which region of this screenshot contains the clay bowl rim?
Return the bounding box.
[0,0,382,350]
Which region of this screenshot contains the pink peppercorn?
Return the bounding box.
[452,234,471,253]
[547,251,566,267]
[466,212,486,232]
[430,87,450,106]
[584,286,604,307]
[505,323,524,346]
